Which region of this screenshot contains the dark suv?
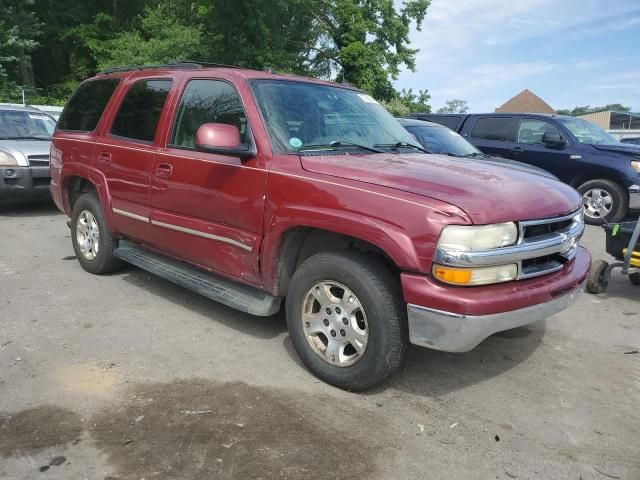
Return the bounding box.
[411,113,640,224]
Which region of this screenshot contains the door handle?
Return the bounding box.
[98,152,112,165]
[154,163,173,179]
[511,147,524,155]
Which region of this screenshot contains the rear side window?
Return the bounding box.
[470,117,517,142]
[417,115,462,130]
[57,79,120,132]
[170,80,248,149]
[110,79,173,142]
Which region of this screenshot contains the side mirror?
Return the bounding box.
[195,123,256,159]
[541,132,567,149]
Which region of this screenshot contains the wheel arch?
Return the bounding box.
[264,225,411,297]
[62,171,116,231]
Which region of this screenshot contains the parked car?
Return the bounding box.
[0,105,56,204]
[51,63,589,390]
[621,137,640,146]
[397,118,558,179]
[411,112,640,225]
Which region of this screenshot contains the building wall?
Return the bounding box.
[578,111,611,129]
[609,129,640,140]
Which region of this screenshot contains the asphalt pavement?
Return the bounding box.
[1,201,638,480]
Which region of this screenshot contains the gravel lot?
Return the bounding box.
[1,201,639,480]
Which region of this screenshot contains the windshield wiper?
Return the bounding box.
[462,152,488,158]
[300,141,385,154]
[374,142,430,154]
[0,136,50,141]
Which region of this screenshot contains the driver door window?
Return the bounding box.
[517,119,561,145]
[170,80,248,149]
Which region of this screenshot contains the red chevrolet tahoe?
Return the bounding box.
[50,62,590,390]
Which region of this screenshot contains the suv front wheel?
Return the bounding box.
[578,179,627,225]
[71,193,123,274]
[286,251,408,391]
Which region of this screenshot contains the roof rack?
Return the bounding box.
[97,60,248,75]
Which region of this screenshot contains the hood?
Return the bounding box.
[300,153,581,224]
[592,143,640,157]
[478,157,558,180]
[0,139,51,166]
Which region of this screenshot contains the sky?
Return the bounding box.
[395,0,640,113]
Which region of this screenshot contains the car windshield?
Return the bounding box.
[0,110,56,140]
[406,125,481,157]
[557,117,618,145]
[250,80,419,154]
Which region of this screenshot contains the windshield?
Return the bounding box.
[557,117,618,145]
[0,110,56,140]
[406,125,481,157]
[250,80,419,154]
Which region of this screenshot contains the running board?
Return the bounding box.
[113,240,281,316]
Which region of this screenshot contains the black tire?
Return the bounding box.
[578,179,627,226]
[286,251,408,391]
[71,193,122,274]
[629,272,640,286]
[586,259,609,294]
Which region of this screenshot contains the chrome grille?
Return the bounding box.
[434,209,585,281]
[516,210,584,279]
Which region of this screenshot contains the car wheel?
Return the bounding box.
[586,259,609,294]
[629,272,640,286]
[71,193,122,274]
[578,179,627,226]
[286,251,408,391]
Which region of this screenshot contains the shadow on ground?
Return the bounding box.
[121,269,287,340]
[0,198,59,217]
[386,322,545,397]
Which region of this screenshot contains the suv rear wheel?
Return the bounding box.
[578,179,627,225]
[286,251,407,391]
[71,193,122,274]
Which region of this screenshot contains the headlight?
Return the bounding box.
[433,264,518,286]
[631,160,640,173]
[0,151,18,166]
[437,222,518,251]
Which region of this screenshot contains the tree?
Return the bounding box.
[437,99,469,114]
[306,0,430,100]
[556,104,631,116]
[380,88,430,116]
[0,0,41,88]
[2,0,434,106]
[79,4,206,70]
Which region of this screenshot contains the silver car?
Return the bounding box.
[0,105,56,204]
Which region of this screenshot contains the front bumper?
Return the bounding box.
[0,166,50,200]
[408,280,584,352]
[629,185,640,210]
[404,246,590,352]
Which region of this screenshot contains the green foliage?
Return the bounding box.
[308,0,430,100]
[79,4,207,70]
[0,0,431,106]
[379,89,431,116]
[437,99,469,114]
[0,0,41,88]
[380,98,411,117]
[556,104,631,116]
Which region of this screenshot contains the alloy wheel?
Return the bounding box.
[301,281,369,367]
[76,209,100,261]
[582,188,613,220]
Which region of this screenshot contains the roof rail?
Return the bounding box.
[97,60,249,75]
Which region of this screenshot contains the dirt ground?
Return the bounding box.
[1,201,639,480]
